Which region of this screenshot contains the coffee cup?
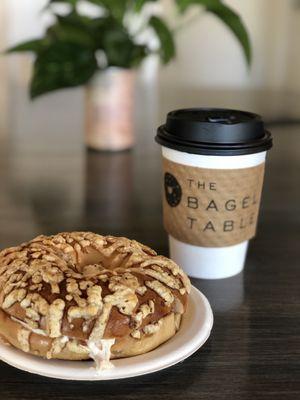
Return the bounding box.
[155,108,272,279]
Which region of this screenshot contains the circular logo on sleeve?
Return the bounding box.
[164,172,182,207]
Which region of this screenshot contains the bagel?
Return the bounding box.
[0,232,191,370]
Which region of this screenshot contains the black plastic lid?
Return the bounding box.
[155,108,273,156]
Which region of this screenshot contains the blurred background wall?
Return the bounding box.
[161,0,294,91]
[2,0,300,91]
[0,0,8,137]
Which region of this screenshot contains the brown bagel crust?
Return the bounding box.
[0,232,190,361]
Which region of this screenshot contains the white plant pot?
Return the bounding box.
[85,68,136,151]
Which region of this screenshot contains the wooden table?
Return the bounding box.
[0,82,299,399]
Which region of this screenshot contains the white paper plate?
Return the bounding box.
[0,286,213,380]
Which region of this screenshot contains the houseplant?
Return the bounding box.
[7,0,251,151]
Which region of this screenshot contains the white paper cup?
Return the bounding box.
[156,108,272,279]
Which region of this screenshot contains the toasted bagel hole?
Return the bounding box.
[78,247,106,270]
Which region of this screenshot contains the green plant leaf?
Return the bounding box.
[30,41,98,98]
[149,16,175,64]
[48,0,78,5]
[47,15,95,47]
[101,26,135,67]
[131,44,148,67]
[86,0,128,21]
[176,0,251,65]
[176,0,220,12]
[6,39,47,54]
[134,0,158,13]
[56,12,99,31]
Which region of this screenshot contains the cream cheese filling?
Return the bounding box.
[87,338,116,373]
[11,315,115,372]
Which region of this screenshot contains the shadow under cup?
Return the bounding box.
[156,108,273,279]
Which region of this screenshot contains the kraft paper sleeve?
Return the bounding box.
[162,158,265,247]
